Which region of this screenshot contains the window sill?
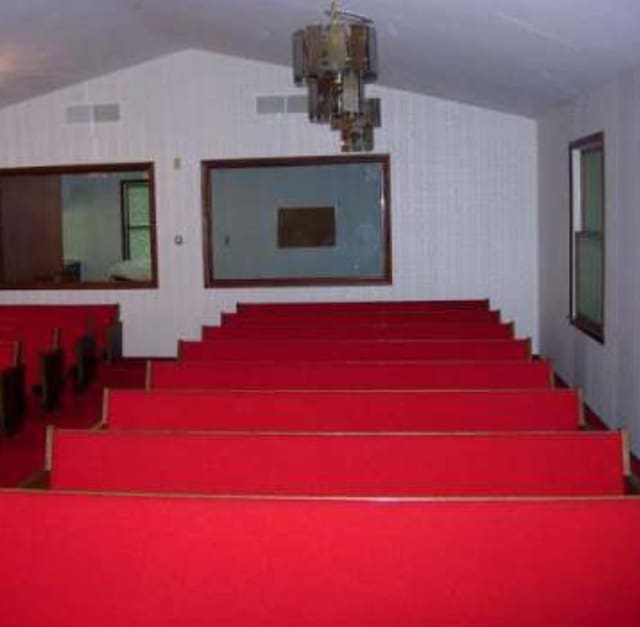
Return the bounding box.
[571,316,604,344]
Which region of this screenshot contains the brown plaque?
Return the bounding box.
[278,206,336,248]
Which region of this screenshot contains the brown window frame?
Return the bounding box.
[0,162,158,290]
[569,132,605,343]
[201,154,392,288]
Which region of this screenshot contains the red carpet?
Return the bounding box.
[0,359,146,487]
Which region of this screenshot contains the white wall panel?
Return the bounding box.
[0,50,537,357]
[538,66,640,452]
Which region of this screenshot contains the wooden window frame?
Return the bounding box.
[569,132,605,343]
[0,162,158,290]
[201,154,392,288]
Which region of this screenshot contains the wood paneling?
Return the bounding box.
[0,175,62,283]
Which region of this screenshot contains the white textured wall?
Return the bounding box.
[0,50,537,357]
[538,66,640,452]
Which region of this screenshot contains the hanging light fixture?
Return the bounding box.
[293,1,380,152]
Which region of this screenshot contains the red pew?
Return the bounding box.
[205,321,514,340]
[147,360,554,390]
[0,325,63,411]
[0,310,93,391]
[49,429,626,497]
[222,309,502,325]
[179,338,531,362]
[0,303,121,371]
[237,298,490,313]
[1,491,639,626]
[104,388,583,432]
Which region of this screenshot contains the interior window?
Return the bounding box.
[202,154,391,287]
[0,163,157,289]
[569,132,604,342]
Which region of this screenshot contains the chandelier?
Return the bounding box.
[293,1,380,152]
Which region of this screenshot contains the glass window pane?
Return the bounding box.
[576,233,603,326]
[209,161,385,281]
[127,184,150,227]
[582,150,603,233]
[128,228,151,262]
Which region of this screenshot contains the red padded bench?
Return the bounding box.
[223,309,502,325]
[49,429,626,497]
[0,310,93,391]
[104,388,582,432]
[0,325,63,411]
[179,338,531,362]
[147,360,554,390]
[0,491,639,626]
[0,302,121,357]
[204,321,514,340]
[0,304,121,388]
[237,298,491,313]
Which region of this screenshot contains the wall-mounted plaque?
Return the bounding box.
[277,206,336,248]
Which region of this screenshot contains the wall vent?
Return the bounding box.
[65,103,120,124]
[93,103,120,122]
[256,95,307,115]
[256,96,285,115]
[66,105,92,123]
[286,95,307,113]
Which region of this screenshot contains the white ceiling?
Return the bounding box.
[1,0,640,117]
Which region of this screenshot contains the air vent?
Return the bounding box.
[66,105,92,123]
[256,96,285,115]
[93,103,120,122]
[286,95,307,113]
[65,103,120,124]
[256,95,307,115]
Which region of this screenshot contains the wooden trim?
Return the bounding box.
[0,161,154,176]
[577,387,586,428]
[202,154,389,170]
[622,429,632,478]
[101,388,110,426]
[208,276,392,288]
[201,161,213,286]
[569,132,605,152]
[1,487,637,504]
[55,427,621,440]
[201,154,392,288]
[45,425,54,472]
[572,313,604,344]
[145,360,152,390]
[0,280,157,291]
[382,153,393,284]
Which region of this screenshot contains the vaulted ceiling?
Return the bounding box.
[2,0,640,117]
